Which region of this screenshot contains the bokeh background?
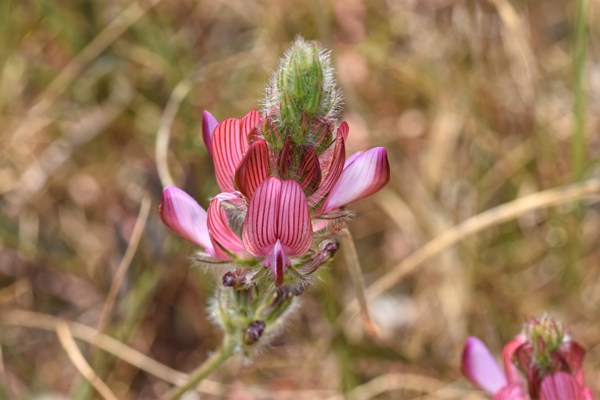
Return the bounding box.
[1,0,599,398]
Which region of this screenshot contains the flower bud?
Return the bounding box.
[244,320,266,345]
[264,37,341,148]
[222,269,253,288]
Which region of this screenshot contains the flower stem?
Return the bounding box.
[165,334,236,399]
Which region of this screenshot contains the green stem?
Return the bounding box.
[165,334,236,399]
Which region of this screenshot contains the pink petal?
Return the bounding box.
[160,186,213,253]
[242,178,312,258]
[242,177,281,256]
[212,118,248,193]
[308,130,345,207]
[277,137,293,179]
[493,383,528,400]
[277,179,312,255]
[202,110,218,158]
[235,140,271,199]
[265,239,290,285]
[337,121,349,141]
[211,110,260,193]
[242,109,261,137]
[297,146,321,195]
[540,372,587,400]
[322,147,390,212]
[502,334,527,385]
[557,341,586,386]
[207,193,245,259]
[461,337,508,395]
[344,151,363,169]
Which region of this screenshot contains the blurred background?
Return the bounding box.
[0,0,599,398]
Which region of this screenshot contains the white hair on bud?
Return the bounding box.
[262,36,343,129]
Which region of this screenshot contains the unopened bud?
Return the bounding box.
[244,320,266,345]
[222,269,252,288]
[265,37,341,147]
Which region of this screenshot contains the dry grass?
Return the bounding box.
[1,0,599,398]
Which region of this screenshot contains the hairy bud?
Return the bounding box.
[264,36,342,149]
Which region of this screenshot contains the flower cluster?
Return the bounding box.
[462,315,594,400]
[160,37,389,289]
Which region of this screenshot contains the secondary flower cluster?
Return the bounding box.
[160,39,389,287]
[462,316,594,400]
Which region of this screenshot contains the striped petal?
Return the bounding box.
[242,109,261,137]
[242,177,281,256]
[539,373,586,400]
[242,177,312,258]
[297,145,322,196]
[207,193,245,259]
[277,137,293,179]
[160,186,214,254]
[211,110,260,193]
[321,147,390,212]
[462,337,508,395]
[202,110,218,158]
[277,179,312,255]
[308,130,345,207]
[235,140,271,199]
[337,121,349,141]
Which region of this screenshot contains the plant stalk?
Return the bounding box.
[164,334,236,399]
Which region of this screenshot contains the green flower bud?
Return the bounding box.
[264,37,342,148]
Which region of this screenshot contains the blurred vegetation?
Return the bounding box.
[0,0,599,398]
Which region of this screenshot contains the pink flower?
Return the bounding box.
[242,177,312,285]
[462,320,594,400]
[160,109,390,284]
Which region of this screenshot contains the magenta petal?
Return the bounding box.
[242,109,261,136]
[202,110,219,158]
[322,147,390,211]
[207,193,245,260]
[212,118,248,192]
[297,146,322,196]
[493,383,528,400]
[242,177,312,260]
[264,239,290,285]
[337,121,349,141]
[344,151,363,169]
[277,179,312,255]
[557,341,586,386]
[160,186,213,253]
[502,334,527,385]
[308,130,345,207]
[242,177,281,256]
[235,140,271,199]
[539,372,586,400]
[461,337,508,395]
